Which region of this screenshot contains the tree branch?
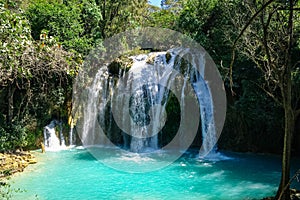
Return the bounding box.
[292,60,300,69]
[229,0,276,95]
[278,169,300,200]
[251,81,282,106]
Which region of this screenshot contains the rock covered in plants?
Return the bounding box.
[107,56,133,76]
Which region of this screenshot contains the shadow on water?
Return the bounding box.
[72,149,97,161]
[71,147,135,162]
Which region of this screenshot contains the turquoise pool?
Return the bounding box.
[10,147,300,200]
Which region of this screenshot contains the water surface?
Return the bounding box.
[10,148,300,200]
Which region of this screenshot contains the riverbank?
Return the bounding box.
[0,151,37,179]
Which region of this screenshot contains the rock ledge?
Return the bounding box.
[0,151,37,178]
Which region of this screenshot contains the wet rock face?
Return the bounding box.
[165,51,172,63]
[107,56,133,77]
[0,152,37,177]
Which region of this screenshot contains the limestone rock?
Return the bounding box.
[27,158,37,164]
[0,152,37,178]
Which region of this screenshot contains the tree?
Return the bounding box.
[80,0,102,44]
[0,3,81,150]
[176,0,232,61]
[161,0,185,12]
[26,0,149,52]
[96,0,149,38]
[26,0,91,54]
[146,7,178,29]
[229,0,300,199]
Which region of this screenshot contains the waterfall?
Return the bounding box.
[79,48,217,155]
[127,83,168,152]
[69,118,75,146]
[193,80,217,157]
[44,120,66,151]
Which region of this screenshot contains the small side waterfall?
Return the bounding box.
[79,48,218,155]
[193,80,217,156]
[44,120,66,151]
[69,119,75,146]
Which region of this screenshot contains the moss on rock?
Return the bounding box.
[146,53,157,64]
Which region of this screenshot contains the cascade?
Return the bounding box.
[80,48,217,155]
[44,120,66,151]
[69,119,75,146]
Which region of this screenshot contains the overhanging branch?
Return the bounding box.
[229,0,276,95]
[251,81,282,107]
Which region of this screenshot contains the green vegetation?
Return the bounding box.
[0,181,25,200]
[0,1,80,152]
[228,1,300,198]
[26,0,90,54]
[0,0,299,199]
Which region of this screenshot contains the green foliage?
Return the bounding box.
[220,82,283,153]
[0,181,25,200]
[0,3,33,84]
[80,0,102,43]
[147,9,178,28]
[0,3,81,151]
[0,123,28,152]
[0,3,81,84]
[147,0,186,29]
[26,0,90,54]
[0,112,40,152]
[176,0,218,37]
[0,0,29,10]
[148,0,235,74]
[292,67,300,84]
[96,0,149,38]
[177,0,234,63]
[25,0,149,53]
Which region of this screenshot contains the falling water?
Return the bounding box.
[44,120,66,151]
[79,48,217,155]
[193,80,217,157]
[69,119,75,146]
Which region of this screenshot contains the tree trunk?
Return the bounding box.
[276,1,294,199]
[276,100,294,200]
[7,84,15,124]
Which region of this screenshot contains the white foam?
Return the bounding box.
[202,170,225,180]
[199,151,233,162]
